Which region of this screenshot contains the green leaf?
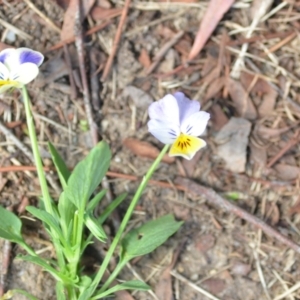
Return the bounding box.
[55,282,66,300]
[10,289,39,300]
[121,215,183,261]
[86,189,107,213]
[0,205,24,243]
[48,142,70,189]
[78,276,93,294]
[85,214,107,243]
[26,206,67,249]
[58,191,76,239]
[19,255,74,284]
[91,280,150,299]
[97,193,127,225]
[64,141,111,209]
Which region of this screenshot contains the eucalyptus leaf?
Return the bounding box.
[91,280,150,299]
[64,141,111,209]
[48,142,70,189]
[121,214,183,261]
[0,205,24,243]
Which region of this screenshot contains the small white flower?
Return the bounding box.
[148,92,210,160]
[0,47,44,93]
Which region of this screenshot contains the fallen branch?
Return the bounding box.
[175,177,300,254]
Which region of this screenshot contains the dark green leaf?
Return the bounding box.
[0,205,24,243]
[64,141,111,209]
[121,215,183,261]
[48,142,70,189]
[91,280,150,299]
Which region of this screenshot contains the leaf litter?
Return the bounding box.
[1,0,300,299]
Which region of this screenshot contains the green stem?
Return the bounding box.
[22,86,53,215]
[22,86,65,269]
[89,144,169,296]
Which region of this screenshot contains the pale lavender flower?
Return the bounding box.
[0,47,44,93]
[148,92,210,160]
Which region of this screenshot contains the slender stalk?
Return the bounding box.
[89,145,169,296]
[22,86,65,268]
[22,86,53,215]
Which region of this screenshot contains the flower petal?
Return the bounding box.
[169,134,206,160]
[148,94,180,126]
[148,119,180,144]
[10,63,39,84]
[173,92,200,123]
[0,62,9,80]
[0,48,15,65]
[180,111,210,137]
[16,48,44,66]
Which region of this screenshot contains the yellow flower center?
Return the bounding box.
[169,133,206,160]
[0,79,20,87]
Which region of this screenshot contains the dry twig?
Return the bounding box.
[175,177,300,254]
[101,0,131,81]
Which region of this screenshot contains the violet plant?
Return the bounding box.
[0,48,209,300]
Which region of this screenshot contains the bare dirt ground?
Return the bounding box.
[1,0,300,299]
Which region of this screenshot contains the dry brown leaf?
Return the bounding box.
[188,0,235,60]
[289,196,300,216]
[51,0,70,10]
[274,163,300,181]
[90,7,122,21]
[181,150,203,177]
[115,291,135,300]
[155,242,185,300]
[209,103,229,131]
[202,278,226,294]
[138,48,151,69]
[240,72,277,117]
[61,0,96,40]
[256,125,291,139]
[195,234,216,253]
[204,76,226,103]
[265,202,280,226]
[249,142,267,168]
[215,117,251,173]
[123,138,175,164]
[227,78,257,120]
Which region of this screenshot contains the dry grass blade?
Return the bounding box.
[170,270,221,300]
[23,0,61,33]
[188,0,235,61]
[0,17,32,40]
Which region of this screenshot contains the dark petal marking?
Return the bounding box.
[0,52,9,64]
[181,143,183,150]
[187,138,191,141]
[183,141,187,148]
[168,130,177,137]
[19,50,43,66]
[186,141,191,146]
[186,125,193,133]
